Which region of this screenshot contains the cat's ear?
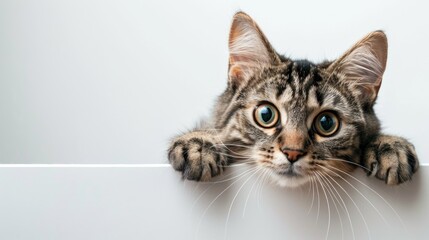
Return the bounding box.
[228,12,280,89]
[328,31,388,103]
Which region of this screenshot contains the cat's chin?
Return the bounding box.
[270,173,310,188]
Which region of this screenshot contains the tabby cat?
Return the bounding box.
[168,12,419,187]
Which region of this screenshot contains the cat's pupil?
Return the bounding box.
[320,115,334,131]
[260,107,273,123]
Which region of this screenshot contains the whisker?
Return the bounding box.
[198,166,257,187]
[243,168,265,217]
[314,171,331,240]
[194,168,258,239]
[325,157,371,172]
[212,143,255,150]
[217,160,251,168]
[207,132,253,156]
[317,171,345,240]
[191,167,259,212]
[316,170,356,240]
[211,151,252,159]
[315,173,321,223]
[210,144,252,157]
[317,165,371,240]
[306,174,313,197]
[325,166,388,223]
[257,169,270,209]
[221,160,256,168]
[224,168,262,239]
[318,171,345,212]
[323,164,402,229]
[306,175,315,216]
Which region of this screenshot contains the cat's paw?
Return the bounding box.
[168,132,228,181]
[363,135,419,185]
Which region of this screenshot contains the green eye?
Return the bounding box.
[313,111,340,137]
[254,103,279,128]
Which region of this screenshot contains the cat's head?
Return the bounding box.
[216,12,387,187]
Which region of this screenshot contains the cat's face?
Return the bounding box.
[215,12,387,187]
[232,62,361,187]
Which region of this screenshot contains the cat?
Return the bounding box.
[168,12,419,187]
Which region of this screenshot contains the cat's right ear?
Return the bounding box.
[327,31,388,103]
[228,12,280,89]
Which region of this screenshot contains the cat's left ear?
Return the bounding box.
[328,31,388,103]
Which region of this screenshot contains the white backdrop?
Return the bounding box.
[0,0,428,163]
[0,1,428,239]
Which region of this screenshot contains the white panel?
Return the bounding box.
[0,165,426,240]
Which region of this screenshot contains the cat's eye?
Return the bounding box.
[254,103,279,128]
[313,111,340,137]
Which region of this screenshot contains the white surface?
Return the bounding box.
[0,165,426,240]
[0,0,428,164]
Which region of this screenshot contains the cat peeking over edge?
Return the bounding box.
[168,12,419,187]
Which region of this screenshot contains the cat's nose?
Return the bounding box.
[282,148,305,163]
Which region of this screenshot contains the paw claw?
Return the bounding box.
[363,135,419,185]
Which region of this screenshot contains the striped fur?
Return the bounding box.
[168,12,419,187]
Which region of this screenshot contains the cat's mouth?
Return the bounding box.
[273,165,302,178]
[266,164,310,187]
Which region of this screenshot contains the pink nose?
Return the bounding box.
[282,149,305,162]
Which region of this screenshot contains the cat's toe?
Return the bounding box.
[363,136,419,185]
[168,137,227,181]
